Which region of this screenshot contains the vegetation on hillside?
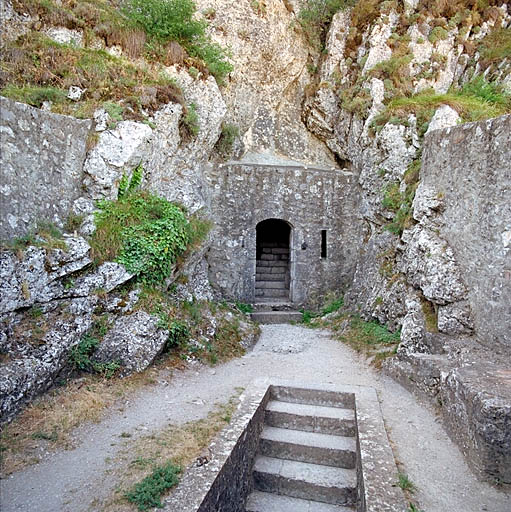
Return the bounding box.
[89,167,209,284]
[1,0,231,118]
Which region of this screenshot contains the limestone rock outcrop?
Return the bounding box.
[0,97,91,240]
[0,297,96,421]
[92,311,169,375]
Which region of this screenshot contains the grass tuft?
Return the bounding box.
[125,461,181,511]
[398,472,417,493]
[372,78,511,131]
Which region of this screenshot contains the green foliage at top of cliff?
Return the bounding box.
[1,0,231,118]
[123,0,232,84]
[371,77,511,134]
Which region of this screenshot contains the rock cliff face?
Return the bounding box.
[196,0,336,165]
[303,2,511,350]
[0,97,91,240]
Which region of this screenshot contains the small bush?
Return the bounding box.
[166,321,190,347]
[69,334,100,371]
[298,0,354,50]
[1,221,66,252]
[235,302,253,314]
[479,27,511,65]
[301,309,316,324]
[215,123,239,158]
[398,472,416,492]
[187,36,233,84]
[382,182,402,212]
[123,0,232,84]
[322,297,344,315]
[460,76,510,107]
[0,85,67,107]
[180,103,200,140]
[125,461,181,511]
[118,163,143,199]
[123,0,206,43]
[428,26,448,43]
[349,317,401,345]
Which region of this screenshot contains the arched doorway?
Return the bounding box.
[255,219,291,301]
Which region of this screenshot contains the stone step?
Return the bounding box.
[257,267,288,275]
[252,302,295,311]
[259,242,285,248]
[270,386,355,410]
[251,311,302,324]
[265,400,356,437]
[256,267,289,280]
[259,426,356,469]
[256,260,288,267]
[262,247,289,255]
[255,273,286,281]
[260,254,279,261]
[255,289,289,298]
[245,491,355,512]
[256,266,287,273]
[255,281,287,290]
[253,456,357,506]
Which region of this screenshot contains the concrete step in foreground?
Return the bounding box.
[246,491,355,512]
[251,310,302,324]
[253,456,357,506]
[265,400,356,436]
[259,426,356,468]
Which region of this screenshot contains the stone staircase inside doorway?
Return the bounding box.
[255,244,290,301]
[245,386,357,512]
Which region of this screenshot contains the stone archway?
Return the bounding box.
[255,219,291,302]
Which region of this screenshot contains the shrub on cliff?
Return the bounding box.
[299,0,354,50]
[123,0,206,43]
[91,189,192,284]
[123,0,232,83]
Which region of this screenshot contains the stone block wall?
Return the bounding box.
[420,115,511,349]
[205,161,365,307]
[0,97,91,240]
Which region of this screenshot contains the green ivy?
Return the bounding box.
[69,334,100,371]
[118,215,189,283]
[69,333,121,378]
[92,191,192,284]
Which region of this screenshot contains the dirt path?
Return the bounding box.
[2,325,510,512]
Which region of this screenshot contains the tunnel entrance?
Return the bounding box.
[255,219,291,302]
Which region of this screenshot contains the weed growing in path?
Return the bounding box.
[125,462,181,511]
[398,472,416,493]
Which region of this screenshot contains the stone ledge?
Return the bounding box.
[440,363,511,485]
[384,355,511,486]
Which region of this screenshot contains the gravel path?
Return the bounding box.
[2,324,510,512]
